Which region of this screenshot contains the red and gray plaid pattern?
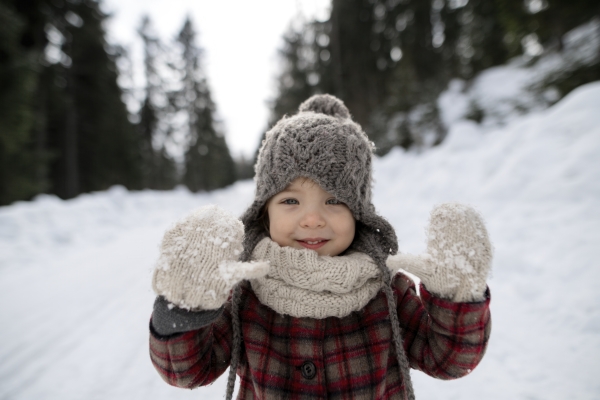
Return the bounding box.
[150,273,491,399]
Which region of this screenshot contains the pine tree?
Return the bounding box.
[356,0,446,152]
[254,17,334,167]
[440,0,509,79]
[137,15,177,190]
[0,0,49,205]
[268,19,330,128]
[65,0,142,195]
[33,0,143,198]
[289,0,447,152]
[175,17,236,192]
[328,0,393,128]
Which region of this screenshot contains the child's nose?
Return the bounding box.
[300,211,325,229]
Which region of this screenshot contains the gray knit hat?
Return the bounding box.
[226,94,415,400]
[239,93,398,261]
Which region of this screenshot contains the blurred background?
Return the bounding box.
[1,0,599,399]
[1,0,598,204]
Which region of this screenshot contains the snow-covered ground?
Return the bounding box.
[1,47,600,400]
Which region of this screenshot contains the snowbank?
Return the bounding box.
[375,81,600,399]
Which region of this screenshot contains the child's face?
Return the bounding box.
[266,177,355,256]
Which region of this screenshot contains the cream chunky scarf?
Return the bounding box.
[250,238,384,319]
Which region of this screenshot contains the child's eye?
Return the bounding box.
[326,198,343,205]
[281,198,299,205]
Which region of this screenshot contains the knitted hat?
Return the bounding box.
[239,93,398,261]
[226,94,415,400]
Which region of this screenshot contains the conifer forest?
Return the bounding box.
[1,0,598,206]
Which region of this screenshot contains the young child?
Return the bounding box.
[149,94,492,400]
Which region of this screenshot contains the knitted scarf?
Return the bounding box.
[249,237,384,319]
[225,238,415,400]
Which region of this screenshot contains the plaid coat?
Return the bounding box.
[149,273,491,399]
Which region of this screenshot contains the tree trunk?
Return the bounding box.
[64,65,79,198]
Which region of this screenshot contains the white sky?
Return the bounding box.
[101,0,331,159]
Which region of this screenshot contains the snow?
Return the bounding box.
[1,49,600,400]
[374,81,600,399]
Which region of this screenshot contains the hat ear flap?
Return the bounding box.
[240,203,270,262]
[351,216,399,260]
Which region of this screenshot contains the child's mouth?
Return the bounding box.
[297,239,329,250]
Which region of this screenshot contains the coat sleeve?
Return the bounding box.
[149,296,234,388]
[393,273,491,379]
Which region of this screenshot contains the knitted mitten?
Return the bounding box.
[152,205,270,310]
[387,203,492,302]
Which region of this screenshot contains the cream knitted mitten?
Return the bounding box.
[387,203,492,302]
[152,205,270,310]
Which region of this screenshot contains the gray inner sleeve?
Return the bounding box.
[151,296,224,337]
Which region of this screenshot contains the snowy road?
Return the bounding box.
[1,83,600,399]
[0,186,253,400]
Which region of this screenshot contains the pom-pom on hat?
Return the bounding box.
[239,94,398,262]
[298,92,350,118]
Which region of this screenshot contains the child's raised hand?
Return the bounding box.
[152,205,270,310]
[387,203,492,302]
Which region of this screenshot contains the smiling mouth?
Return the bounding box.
[297,239,329,250]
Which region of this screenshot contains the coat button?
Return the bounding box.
[301,361,316,379]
